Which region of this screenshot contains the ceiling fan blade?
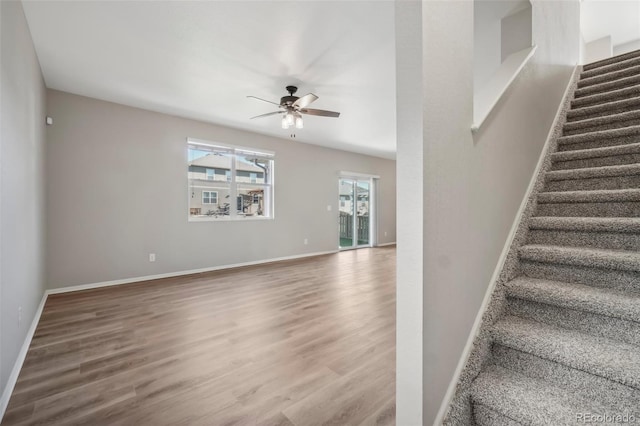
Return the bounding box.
[293,93,319,109]
[250,111,284,119]
[247,95,281,107]
[300,108,340,118]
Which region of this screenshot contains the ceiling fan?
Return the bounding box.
[248,86,340,130]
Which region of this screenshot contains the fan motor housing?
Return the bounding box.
[280,95,299,106]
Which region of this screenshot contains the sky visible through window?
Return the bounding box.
[188,148,209,162]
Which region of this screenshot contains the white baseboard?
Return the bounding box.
[0,292,48,421]
[433,64,581,425]
[47,249,339,295]
[376,242,397,247]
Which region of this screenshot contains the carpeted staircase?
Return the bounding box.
[468,50,640,424]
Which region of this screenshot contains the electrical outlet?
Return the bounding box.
[384,231,388,237]
[327,205,332,211]
[18,306,22,327]
[149,253,156,262]
[304,238,308,245]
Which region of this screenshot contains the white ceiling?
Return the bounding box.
[581,0,640,46]
[22,1,397,159]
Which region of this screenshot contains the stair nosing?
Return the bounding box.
[505,276,640,324]
[529,216,640,233]
[537,188,640,203]
[545,163,640,181]
[519,243,640,272]
[551,142,640,162]
[557,125,640,146]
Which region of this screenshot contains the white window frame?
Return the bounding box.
[206,169,215,181]
[188,138,275,222]
[202,190,218,204]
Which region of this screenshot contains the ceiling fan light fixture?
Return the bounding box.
[286,112,295,126]
[248,86,340,130]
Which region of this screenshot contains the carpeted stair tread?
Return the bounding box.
[471,365,614,425]
[473,403,522,426]
[567,96,640,124]
[546,163,640,181]
[557,125,640,148]
[537,188,640,203]
[529,216,640,233]
[492,316,640,390]
[580,56,640,80]
[518,244,640,272]
[571,85,640,109]
[575,74,640,99]
[564,109,640,134]
[582,49,640,72]
[491,345,640,413]
[551,142,640,163]
[505,276,640,324]
[578,65,640,89]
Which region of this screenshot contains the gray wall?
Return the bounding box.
[473,0,531,89]
[0,0,47,391]
[45,90,396,289]
[395,0,580,424]
[501,4,532,62]
[614,39,640,56]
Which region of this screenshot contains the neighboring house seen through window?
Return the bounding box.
[188,139,275,220]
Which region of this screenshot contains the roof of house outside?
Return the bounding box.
[189,154,264,173]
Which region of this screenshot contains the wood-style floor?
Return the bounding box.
[3,247,396,425]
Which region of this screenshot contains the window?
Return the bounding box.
[188,139,275,220]
[202,191,217,204]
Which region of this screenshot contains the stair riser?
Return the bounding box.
[527,228,640,251]
[473,404,522,426]
[563,117,640,136]
[558,134,640,152]
[578,65,640,89]
[567,102,640,123]
[506,298,640,347]
[575,75,640,99]
[520,260,640,294]
[571,86,640,109]
[583,51,640,72]
[536,201,640,217]
[545,175,640,191]
[492,344,640,415]
[581,57,640,79]
[552,153,640,171]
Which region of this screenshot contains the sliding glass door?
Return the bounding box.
[339,178,371,249]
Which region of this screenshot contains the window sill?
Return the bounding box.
[472,44,537,132]
[188,216,275,223]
